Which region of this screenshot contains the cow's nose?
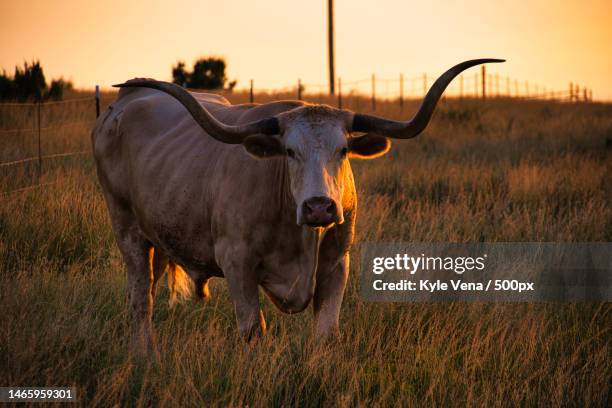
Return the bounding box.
[302,196,337,227]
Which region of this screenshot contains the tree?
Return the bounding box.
[172,57,236,90]
[0,61,73,101]
[13,61,46,100]
[47,78,73,100]
[172,61,189,87]
[0,72,15,98]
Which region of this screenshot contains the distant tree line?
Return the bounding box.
[172,57,236,90]
[0,61,73,101]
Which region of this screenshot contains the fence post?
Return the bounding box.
[371,74,376,111]
[95,85,100,118]
[399,73,404,111]
[422,73,427,96]
[589,89,593,102]
[569,82,573,102]
[250,79,254,103]
[37,100,42,179]
[337,77,342,109]
[481,65,486,99]
[297,79,302,100]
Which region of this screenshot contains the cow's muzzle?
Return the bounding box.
[300,196,339,228]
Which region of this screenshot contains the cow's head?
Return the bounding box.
[114,59,503,228]
[242,105,390,227]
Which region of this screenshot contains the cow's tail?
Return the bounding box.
[168,262,193,307]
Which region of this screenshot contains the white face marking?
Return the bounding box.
[281,108,349,226]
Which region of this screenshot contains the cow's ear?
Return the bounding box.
[243,134,285,159]
[348,134,391,159]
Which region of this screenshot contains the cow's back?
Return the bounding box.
[93,88,248,201]
[91,87,302,268]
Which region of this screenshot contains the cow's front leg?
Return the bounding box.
[217,246,266,341]
[313,253,349,337]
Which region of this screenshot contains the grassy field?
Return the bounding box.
[0,92,610,406]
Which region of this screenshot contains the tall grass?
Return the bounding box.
[0,94,610,406]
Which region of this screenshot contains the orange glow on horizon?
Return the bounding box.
[1,0,610,99]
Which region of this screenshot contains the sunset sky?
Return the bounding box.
[1,0,610,99]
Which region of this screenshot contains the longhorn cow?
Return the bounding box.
[92,59,503,353]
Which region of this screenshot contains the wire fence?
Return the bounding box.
[0,92,105,197]
[0,68,595,196]
[244,67,593,111]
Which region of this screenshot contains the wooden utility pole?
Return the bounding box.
[328,0,335,95]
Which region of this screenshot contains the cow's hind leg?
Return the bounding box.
[121,235,156,356]
[104,197,157,357]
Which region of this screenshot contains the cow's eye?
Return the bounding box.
[286,148,296,158]
[340,147,348,158]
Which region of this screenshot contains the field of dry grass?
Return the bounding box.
[0,92,610,406]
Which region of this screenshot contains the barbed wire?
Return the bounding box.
[0,96,95,107]
[0,150,90,168]
[0,182,58,198]
[0,120,94,135]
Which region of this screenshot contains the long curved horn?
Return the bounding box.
[351,59,504,139]
[112,80,279,144]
